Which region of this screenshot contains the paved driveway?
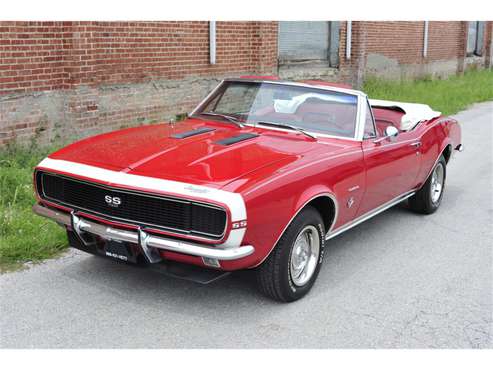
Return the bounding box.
[1,102,492,348]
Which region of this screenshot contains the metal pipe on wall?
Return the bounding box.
[423,21,429,58]
[210,21,216,65]
[346,21,352,60]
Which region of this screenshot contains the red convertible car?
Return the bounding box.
[33,77,462,302]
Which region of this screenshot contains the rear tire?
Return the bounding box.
[409,155,446,214]
[255,206,325,302]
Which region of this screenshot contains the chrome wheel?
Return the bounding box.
[430,162,444,204]
[289,225,320,287]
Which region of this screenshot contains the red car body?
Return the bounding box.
[33,78,462,277]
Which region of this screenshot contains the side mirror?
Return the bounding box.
[385,126,399,138]
[373,126,399,144]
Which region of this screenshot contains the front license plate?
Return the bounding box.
[104,240,137,263]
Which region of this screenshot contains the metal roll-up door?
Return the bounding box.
[467,21,478,55]
[475,21,485,56]
[279,21,329,62]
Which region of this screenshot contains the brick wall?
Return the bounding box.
[0,21,67,94]
[349,21,473,80]
[427,22,465,61]
[0,21,278,145]
[0,21,278,95]
[364,21,425,64]
[1,20,491,146]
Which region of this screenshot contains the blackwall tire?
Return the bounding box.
[409,155,447,215]
[255,206,325,302]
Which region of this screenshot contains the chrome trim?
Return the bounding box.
[354,94,367,141]
[33,204,254,261]
[326,190,415,240]
[38,171,228,240]
[222,78,367,98]
[138,228,162,263]
[289,225,320,286]
[362,97,378,140]
[190,80,226,116]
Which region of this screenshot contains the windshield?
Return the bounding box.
[195,81,358,138]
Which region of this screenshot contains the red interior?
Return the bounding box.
[372,107,405,135]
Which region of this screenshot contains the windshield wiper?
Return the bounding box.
[256,121,317,140]
[199,112,245,128]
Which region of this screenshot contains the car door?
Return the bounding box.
[357,102,422,216]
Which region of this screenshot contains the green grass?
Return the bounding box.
[363,69,493,115]
[0,143,67,272]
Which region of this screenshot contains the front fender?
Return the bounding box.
[254,187,338,268]
[219,181,339,270]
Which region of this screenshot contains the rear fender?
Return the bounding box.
[416,117,460,188]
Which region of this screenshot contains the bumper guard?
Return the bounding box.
[33,204,254,262]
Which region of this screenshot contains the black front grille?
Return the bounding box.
[36,171,227,239]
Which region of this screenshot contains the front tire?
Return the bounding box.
[255,206,325,302]
[409,155,447,214]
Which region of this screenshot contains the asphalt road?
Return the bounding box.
[1,102,492,348]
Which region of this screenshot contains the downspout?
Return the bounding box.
[346,21,352,60]
[210,21,216,65]
[423,21,429,58]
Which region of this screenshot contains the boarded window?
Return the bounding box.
[279,21,330,62]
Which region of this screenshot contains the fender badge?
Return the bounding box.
[347,196,355,209]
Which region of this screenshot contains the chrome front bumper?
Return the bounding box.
[33,204,254,262]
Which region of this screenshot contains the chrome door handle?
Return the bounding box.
[410,141,422,148]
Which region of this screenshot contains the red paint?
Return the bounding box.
[34,86,461,272]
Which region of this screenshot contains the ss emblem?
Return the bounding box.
[105,195,121,207]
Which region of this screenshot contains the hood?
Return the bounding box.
[49,118,327,189]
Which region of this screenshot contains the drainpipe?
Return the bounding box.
[423,21,429,58]
[210,21,216,65]
[346,21,352,60]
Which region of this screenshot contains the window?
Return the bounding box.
[278,21,340,67]
[196,81,359,138]
[363,101,376,139]
[467,21,485,56]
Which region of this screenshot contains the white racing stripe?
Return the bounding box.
[37,158,247,223]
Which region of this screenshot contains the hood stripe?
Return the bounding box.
[37,157,246,222]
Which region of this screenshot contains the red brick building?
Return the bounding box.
[1,21,491,145]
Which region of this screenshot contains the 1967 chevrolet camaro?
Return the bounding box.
[33,77,462,302]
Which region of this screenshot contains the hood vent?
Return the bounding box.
[215,133,259,146]
[171,127,215,139]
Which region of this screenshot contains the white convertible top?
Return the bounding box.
[369,99,441,131]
